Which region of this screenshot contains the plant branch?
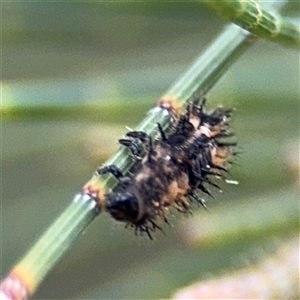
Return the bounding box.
[203,0,300,49]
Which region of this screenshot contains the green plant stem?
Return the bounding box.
[17,195,98,287]
[203,0,300,49]
[5,195,98,298]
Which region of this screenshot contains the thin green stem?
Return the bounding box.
[17,195,98,286]
[203,0,300,49]
[3,195,98,298]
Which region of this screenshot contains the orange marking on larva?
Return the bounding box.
[213,147,231,167]
[213,156,226,168]
[161,180,178,207]
[216,147,230,159]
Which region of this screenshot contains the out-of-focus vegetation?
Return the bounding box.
[2,2,299,299]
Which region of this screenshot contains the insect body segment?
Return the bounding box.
[98,98,236,239]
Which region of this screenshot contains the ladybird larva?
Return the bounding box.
[97,98,237,239]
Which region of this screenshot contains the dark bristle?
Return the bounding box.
[204,177,222,191]
[216,141,237,147]
[119,138,142,161]
[189,192,207,209]
[197,184,214,199]
[211,164,230,174]
[144,227,153,240]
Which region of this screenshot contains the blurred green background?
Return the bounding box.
[1,2,299,299]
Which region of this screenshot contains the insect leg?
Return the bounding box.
[119,138,142,160]
[126,131,156,163]
[98,164,127,180]
[97,165,123,178]
[126,131,149,144]
[97,165,131,188]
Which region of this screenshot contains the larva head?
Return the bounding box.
[105,191,139,223]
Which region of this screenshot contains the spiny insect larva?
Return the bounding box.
[97,98,237,239]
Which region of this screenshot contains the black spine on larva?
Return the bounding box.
[100,98,236,238]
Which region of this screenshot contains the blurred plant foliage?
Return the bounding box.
[1,2,299,299]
